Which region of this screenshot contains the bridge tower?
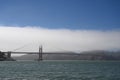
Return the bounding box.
[7,51,11,59]
[38,46,43,61]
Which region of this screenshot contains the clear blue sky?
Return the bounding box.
[0,0,120,30]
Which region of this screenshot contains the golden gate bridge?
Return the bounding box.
[0,44,76,61]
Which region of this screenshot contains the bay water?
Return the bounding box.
[0,61,120,80]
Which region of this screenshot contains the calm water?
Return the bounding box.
[0,61,120,80]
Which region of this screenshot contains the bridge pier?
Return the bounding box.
[38,46,43,61]
[7,51,11,59]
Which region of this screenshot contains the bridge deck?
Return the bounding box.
[3,52,76,54]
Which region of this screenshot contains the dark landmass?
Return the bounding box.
[0,52,15,61]
[13,50,120,60]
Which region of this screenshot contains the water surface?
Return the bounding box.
[0,60,120,80]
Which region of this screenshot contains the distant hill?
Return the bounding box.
[13,51,120,60]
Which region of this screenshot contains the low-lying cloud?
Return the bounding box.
[0,26,120,53]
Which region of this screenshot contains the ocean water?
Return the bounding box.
[0,61,120,80]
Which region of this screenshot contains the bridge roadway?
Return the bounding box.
[3,51,76,54]
[3,52,39,54]
[1,51,77,61]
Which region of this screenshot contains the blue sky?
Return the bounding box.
[0,0,120,53]
[0,0,120,30]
